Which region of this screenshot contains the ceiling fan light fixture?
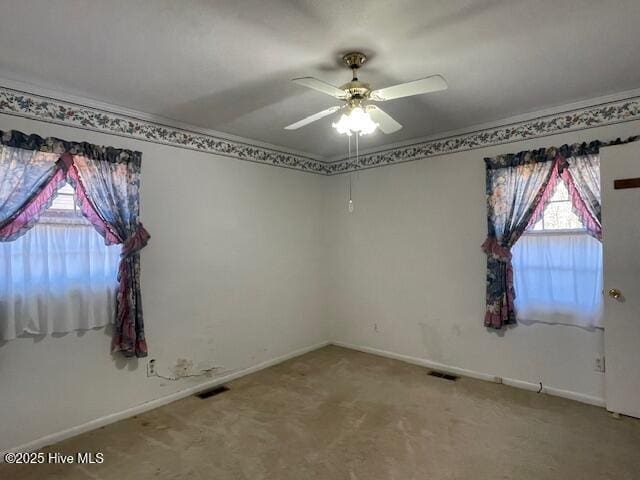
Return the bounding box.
[286,51,447,135]
[332,107,378,136]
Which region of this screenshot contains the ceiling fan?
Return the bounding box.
[284,52,448,136]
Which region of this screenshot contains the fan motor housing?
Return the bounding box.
[340,80,371,99]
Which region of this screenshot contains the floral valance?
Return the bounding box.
[1,129,141,170]
[485,137,639,170]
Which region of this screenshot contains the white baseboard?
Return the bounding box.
[2,340,330,457]
[3,339,605,456]
[331,341,606,408]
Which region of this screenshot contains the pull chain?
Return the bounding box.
[348,134,354,212]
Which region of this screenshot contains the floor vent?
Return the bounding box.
[195,385,229,399]
[428,371,459,382]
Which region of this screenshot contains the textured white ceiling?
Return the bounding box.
[1,0,639,158]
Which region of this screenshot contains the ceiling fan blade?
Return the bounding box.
[292,77,347,99]
[366,105,402,134]
[284,106,342,130]
[370,75,448,101]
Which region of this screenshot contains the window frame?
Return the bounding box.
[39,183,89,225]
[526,181,587,235]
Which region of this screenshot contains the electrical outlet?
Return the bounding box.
[594,355,606,372]
[348,199,354,213]
[147,359,157,377]
[373,323,379,333]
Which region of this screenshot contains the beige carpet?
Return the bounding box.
[3,345,640,479]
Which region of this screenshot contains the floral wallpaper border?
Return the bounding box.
[0,86,326,174]
[326,96,640,175]
[1,85,639,176]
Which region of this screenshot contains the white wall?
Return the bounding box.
[325,120,640,404]
[0,113,330,452]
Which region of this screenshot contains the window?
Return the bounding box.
[512,181,603,329]
[49,183,80,213]
[529,181,584,231]
[39,183,86,224]
[0,183,121,340]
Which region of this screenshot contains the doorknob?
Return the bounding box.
[609,288,622,300]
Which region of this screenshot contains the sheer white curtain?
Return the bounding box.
[512,233,603,329]
[0,222,120,340]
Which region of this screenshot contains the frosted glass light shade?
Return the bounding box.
[332,107,378,136]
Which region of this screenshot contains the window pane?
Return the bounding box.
[549,181,570,201]
[50,193,76,211]
[49,183,77,212]
[528,181,584,231]
[541,202,583,230]
[41,183,87,223]
[58,183,75,195]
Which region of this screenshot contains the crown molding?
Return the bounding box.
[1,78,640,176]
[0,81,327,174]
[326,90,640,175]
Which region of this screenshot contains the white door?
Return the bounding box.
[601,141,640,418]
